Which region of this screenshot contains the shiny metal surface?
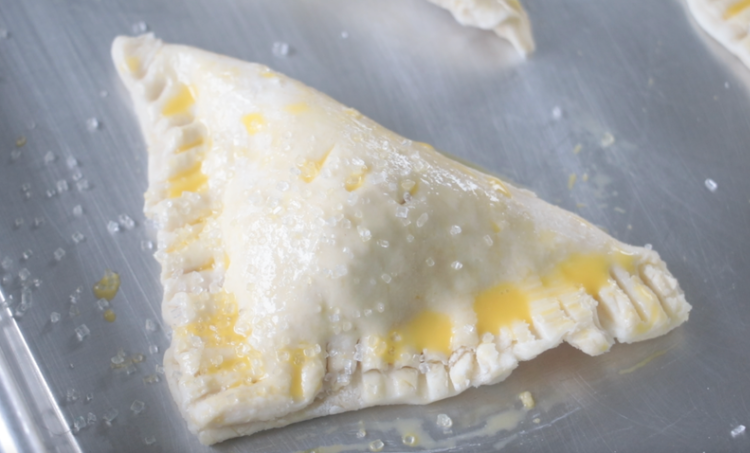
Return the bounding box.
[1,0,749,451]
[0,291,78,453]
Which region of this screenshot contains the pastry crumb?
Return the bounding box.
[518,391,535,409]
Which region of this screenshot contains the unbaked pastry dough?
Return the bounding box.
[112,34,690,445]
[687,0,750,67]
[426,0,535,56]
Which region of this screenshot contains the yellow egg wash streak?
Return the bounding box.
[242,113,266,135]
[725,0,750,18]
[168,162,208,198]
[375,311,454,364]
[476,251,636,336]
[163,84,196,116]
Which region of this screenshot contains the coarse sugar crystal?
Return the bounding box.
[74,324,90,341]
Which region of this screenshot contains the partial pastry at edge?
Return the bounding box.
[112,34,690,445]
[687,0,750,68]
[426,0,535,56]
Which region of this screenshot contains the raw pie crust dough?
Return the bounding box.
[687,0,750,67]
[113,35,690,445]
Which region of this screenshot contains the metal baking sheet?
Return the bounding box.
[1,0,750,451]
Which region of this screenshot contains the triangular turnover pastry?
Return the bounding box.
[687,0,750,68]
[112,34,690,445]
